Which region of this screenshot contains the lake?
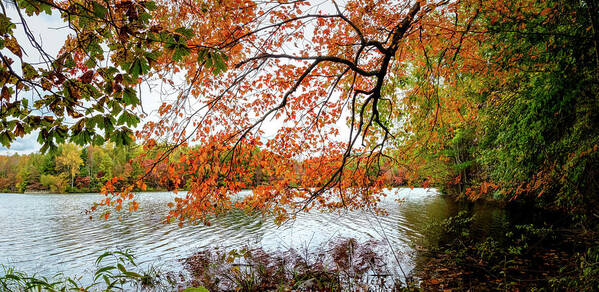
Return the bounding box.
[0,188,458,281]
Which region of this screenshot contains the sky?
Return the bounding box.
[0,133,39,154]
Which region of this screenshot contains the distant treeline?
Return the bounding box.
[0,143,409,193]
[0,143,144,193]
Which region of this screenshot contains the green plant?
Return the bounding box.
[0,249,185,291]
[550,245,599,290]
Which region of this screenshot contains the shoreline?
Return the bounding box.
[2,185,426,195]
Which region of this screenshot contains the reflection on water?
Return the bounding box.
[0,188,464,278]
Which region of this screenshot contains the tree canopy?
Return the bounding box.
[1,0,597,224]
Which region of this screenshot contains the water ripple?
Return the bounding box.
[0,189,441,278]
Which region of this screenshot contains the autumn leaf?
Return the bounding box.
[4,36,22,58]
[1,86,10,100]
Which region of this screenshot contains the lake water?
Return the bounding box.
[0,188,456,280]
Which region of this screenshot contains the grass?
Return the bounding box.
[0,250,184,292]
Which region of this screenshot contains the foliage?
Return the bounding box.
[40,173,68,193]
[0,143,142,193]
[0,0,596,229]
[2,0,598,290]
[474,0,599,219]
[0,0,227,152]
[55,143,83,188]
[416,209,599,290]
[550,246,599,290]
[182,237,406,291]
[379,0,599,220]
[0,241,410,291]
[0,0,475,222]
[2,142,411,197]
[0,154,23,192]
[0,249,184,291]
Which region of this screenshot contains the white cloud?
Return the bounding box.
[0,133,40,155]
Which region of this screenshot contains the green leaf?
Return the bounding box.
[117,111,140,127]
[88,115,103,128]
[0,14,16,35]
[92,2,108,18]
[172,46,190,62]
[79,13,90,27]
[103,116,115,133]
[129,58,142,78]
[0,131,12,147]
[124,271,142,278]
[122,87,139,106]
[183,287,210,292]
[144,1,157,11]
[103,274,110,286]
[139,12,151,24]
[22,62,38,79]
[211,53,227,75]
[175,27,194,39]
[128,57,150,79]
[71,129,93,145]
[94,266,115,281]
[110,100,123,116]
[64,55,76,68]
[145,50,161,65]
[117,263,127,273]
[85,57,97,69]
[92,134,105,145]
[39,3,52,15]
